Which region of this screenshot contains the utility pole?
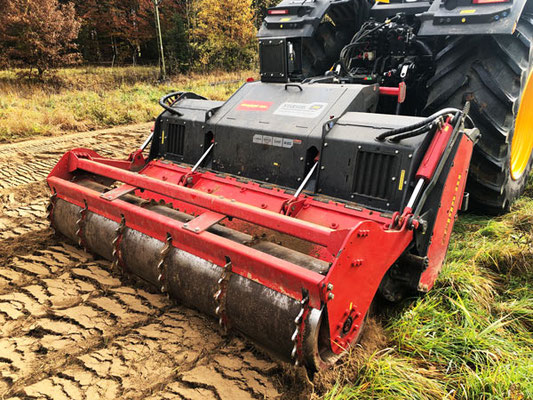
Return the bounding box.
[153,0,166,81]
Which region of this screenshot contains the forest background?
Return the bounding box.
[0,0,275,76]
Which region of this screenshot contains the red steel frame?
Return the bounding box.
[47,127,471,354]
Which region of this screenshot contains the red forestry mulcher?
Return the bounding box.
[47,0,532,372]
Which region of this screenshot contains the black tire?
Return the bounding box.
[301,22,352,77]
[423,15,533,214]
[301,0,371,78]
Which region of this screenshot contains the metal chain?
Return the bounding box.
[291,291,310,367]
[75,200,89,251]
[214,258,233,333]
[46,192,57,232]
[156,233,173,294]
[112,215,127,273]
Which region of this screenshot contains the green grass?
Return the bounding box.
[0,66,256,142]
[319,178,533,399]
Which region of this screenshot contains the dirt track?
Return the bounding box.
[0,124,304,400]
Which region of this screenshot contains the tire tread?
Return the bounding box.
[424,17,533,213]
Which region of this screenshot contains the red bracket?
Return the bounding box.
[178,171,201,187]
[183,211,226,234]
[127,149,147,170]
[101,184,137,201]
[281,197,306,217]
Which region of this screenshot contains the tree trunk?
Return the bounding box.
[111,37,117,67]
[94,30,102,63]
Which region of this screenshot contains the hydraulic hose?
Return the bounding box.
[159,91,207,116]
[413,39,433,61]
[376,108,462,141]
[388,122,437,143]
[159,92,185,116]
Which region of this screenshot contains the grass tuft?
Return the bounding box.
[319,181,533,399]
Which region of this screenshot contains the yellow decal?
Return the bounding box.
[376,0,390,3]
[461,17,467,23]
[460,9,476,14]
[398,169,406,191]
[280,17,292,22]
[161,130,165,144]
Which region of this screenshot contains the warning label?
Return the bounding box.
[273,102,327,119]
[252,134,298,148]
[237,100,273,111]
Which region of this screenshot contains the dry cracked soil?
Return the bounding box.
[0,124,317,400]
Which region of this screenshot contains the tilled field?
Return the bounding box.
[0,125,295,400]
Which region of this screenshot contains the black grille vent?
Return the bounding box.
[353,151,396,200]
[167,123,185,156]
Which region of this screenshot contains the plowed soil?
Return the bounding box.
[0,124,303,400]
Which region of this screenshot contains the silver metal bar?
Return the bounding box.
[141,133,154,151]
[406,178,425,210]
[191,143,215,173]
[294,161,319,198]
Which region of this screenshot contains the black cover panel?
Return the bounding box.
[152,82,379,190]
[257,0,356,39]
[150,82,449,214]
[319,112,431,212]
[206,82,379,188]
[418,0,527,36]
[150,99,223,164]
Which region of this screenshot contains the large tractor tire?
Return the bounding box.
[301,22,352,77]
[299,0,372,78]
[424,15,533,214]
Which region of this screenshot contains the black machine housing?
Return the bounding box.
[150,81,458,221]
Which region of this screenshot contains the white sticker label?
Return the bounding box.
[262,136,273,145]
[273,102,328,119]
[282,138,294,148]
[252,135,295,148]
